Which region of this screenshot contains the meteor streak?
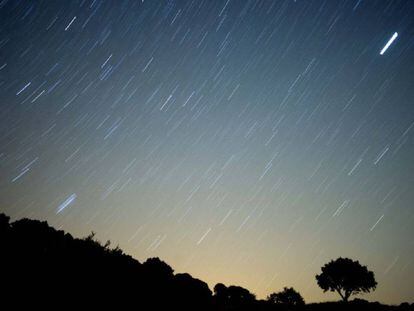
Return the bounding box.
[380,32,398,55]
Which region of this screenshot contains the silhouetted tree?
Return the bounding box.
[213,283,256,310]
[173,273,212,310]
[214,283,227,295]
[214,283,229,308]
[227,285,256,304]
[142,257,174,278]
[267,287,305,308]
[316,257,377,302]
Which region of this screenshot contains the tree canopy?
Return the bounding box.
[316,257,377,302]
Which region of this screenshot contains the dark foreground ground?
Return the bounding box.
[0,213,412,310]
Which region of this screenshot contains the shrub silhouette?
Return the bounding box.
[316,257,377,302]
[213,283,256,310]
[267,287,305,308]
[0,213,211,309]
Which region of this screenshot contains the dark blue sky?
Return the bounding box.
[1,0,413,303]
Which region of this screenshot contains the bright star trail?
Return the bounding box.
[380,32,398,55]
[1,0,413,305]
[56,194,77,214]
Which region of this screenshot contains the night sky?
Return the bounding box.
[1,0,413,304]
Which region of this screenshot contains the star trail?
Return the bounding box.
[1,0,413,304]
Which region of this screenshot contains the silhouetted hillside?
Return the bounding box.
[0,213,412,310]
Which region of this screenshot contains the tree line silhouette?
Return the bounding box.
[0,213,412,310]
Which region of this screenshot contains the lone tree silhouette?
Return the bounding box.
[267,287,305,307]
[316,257,377,302]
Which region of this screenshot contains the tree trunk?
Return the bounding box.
[336,289,346,302]
[344,291,351,302]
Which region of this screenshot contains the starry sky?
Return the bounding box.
[1,0,413,304]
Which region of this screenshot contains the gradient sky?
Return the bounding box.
[1,0,413,304]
